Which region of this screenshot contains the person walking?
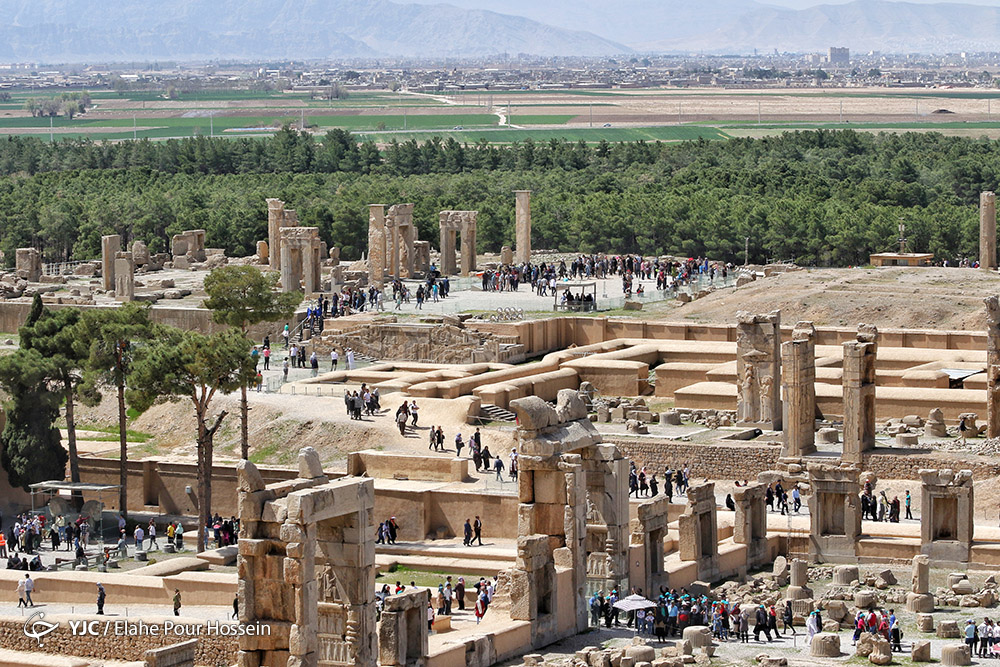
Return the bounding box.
[23,573,34,607]
[493,456,505,481]
[96,583,106,615]
[396,409,408,436]
[173,589,182,616]
[455,577,466,611]
[16,576,26,608]
[782,601,795,635]
[134,524,145,552]
[473,516,483,546]
[463,519,473,546]
[905,490,913,520]
[148,521,158,550]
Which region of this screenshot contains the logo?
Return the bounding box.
[23,611,59,646]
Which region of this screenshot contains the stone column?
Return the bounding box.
[733,482,768,570]
[303,239,317,295]
[919,469,974,565]
[280,240,295,293]
[460,214,478,275]
[842,324,878,465]
[439,213,456,275]
[786,559,813,599]
[101,234,121,291]
[514,190,532,265]
[781,321,817,458]
[113,252,135,302]
[736,310,782,430]
[982,191,997,270]
[266,198,284,272]
[986,296,1000,439]
[368,205,386,289]
[906,555,934,612]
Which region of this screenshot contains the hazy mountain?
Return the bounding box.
[649,0,1000,54]
[404,0,768,47]
[0,0,627,62]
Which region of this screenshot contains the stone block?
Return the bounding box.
[833,565,859,586]
[822,620,841,633]
[661,411,682,425]
[941,645,971,666]
[911,640,931,662]
[916,613,934,633]
[816,427,839,443]
[854,591,876,608]
[624,646,656,663]
[896,433,919,446]
[907,593,934,614]
[681,626,712,649]
[937,620,960,638]
[810,633,840,658]
[868,635,891,665]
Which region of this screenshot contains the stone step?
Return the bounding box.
[479,404,516,423]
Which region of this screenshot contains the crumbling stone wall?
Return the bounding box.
[312,321,524,364]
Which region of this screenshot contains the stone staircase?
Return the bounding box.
[479,403,516,423]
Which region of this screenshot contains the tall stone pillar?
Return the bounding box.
[781,321,817,458]
[736,310,782,430]
[514,190,532,265]
[842,324,878,465]
[439,212,457,275]
[101,234,121,291]
[461,213,478,275]
[368,205,386,289]
[266,198,284,272]
[986,296,1000,439]
[982,191,997,270]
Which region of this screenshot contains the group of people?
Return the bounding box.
[964,617,1000,658]
[427,427,518,482]
[628,463,690,501]
[851,608,904,652]
[860,480,911,523]
[374,517,400,545]
[344,384,382,420]
[762,481,803,515]
[588,586,801,645]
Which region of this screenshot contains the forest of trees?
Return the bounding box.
[2,127,998,267]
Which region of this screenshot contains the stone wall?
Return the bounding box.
[609,438,782,480]
[0,616,236,665]
[311,321,525,364]
[609,436,1000,482]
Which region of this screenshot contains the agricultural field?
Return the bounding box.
[2,85,1000,142]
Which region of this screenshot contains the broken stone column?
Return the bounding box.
[732,482,768,571]
[982,191,997,271]
[101,234,121,290]
[514,190,532,265]
[842,324,878,465]
[256,241,268,264]
[131,240,149,267]
[906,554,934,613]
[781,321,817,458]
[15,247,42,283]
[807,463,861,563]
[986,296,1000,439]
[266,198,285,271]
[920,469,974,565]
[378,589,430,667]
[501,245,514,265]
[786,559,813,599]
[677,482,719,581]
[113,252,135,302]
[736,310,782,430]
[368,204,387,289]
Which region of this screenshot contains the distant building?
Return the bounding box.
[828,47,850,66]
[869,252,934,267]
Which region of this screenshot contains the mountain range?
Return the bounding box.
[5,0,1000,61]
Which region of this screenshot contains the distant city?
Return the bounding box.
[7,50,1000,94]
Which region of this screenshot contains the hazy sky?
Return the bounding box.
[766,0,1000,6]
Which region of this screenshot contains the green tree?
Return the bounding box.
[0,347,65,490]
[129,327,254,552]
[20,297,97,504]
[81,302,153,515]
[203,266,301,459]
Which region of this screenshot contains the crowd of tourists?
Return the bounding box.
[375,575,497,630]
[588,587,805,644]
[860,479,911,522]
[627,463,690,501]
[851,608,905,652]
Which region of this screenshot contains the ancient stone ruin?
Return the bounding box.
[514,190,532,265]
[114,251,135,302]
[629,495,669,597]
[386,204,416,279]
[438,210,478,276]
[101,234,121,290]
[842,324,878,464]
[735,310,782,429]
[171,230,206,268]
[986,295,1000,438]
[15,247,41,283]
[236,447,376,667]
[267,198,299,272]
[732,482,768,571]
[368,205,387,289]
[920,468,974,564]
[906,554,934,613]
[507,389,599,647]
[280,227,322,295]
[982,191,997,271]
[677,482,719,581]
[781,321,817,458]
[807,463,861,563]
[378,588,429,667]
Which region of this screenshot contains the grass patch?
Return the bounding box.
[73,422,153,442]
[358,125,728,145]
[376,566,480,589]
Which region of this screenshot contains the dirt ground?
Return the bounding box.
[669,266,1000,330]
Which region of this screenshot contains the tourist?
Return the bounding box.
[455,577,466,611]
[966,619,978,652]
[472,516,483,546]
[346,348,355,370]
[806,611,819,640]
[233,596,239,619]
[331,349,338,371]
[310,351,318,376]
[891,616,903,652]
[0,531,6,559]
[173,588,182,616]
[134,524,144,551]
[387,517,399,545]
[463,519,472,546]
[282,357,289,382]
[429,426,438,451]
[175,523,184,550]
[481,446,492,471]
[493,455,505,481]
[765,485,774,512]
[905,490,913,520]
[410,401,419,426]
[978,618,992,658]
[959,416,968,445]
[649,473,658,497]
[427,602,436,631]
[96,583,106,615]
[474,593,486,624]
[782,601,794,635]
[443,581,453,615]
[638,468,648,497]
[792,486,802,513]
[852,612,865,645]
[753,605,771,642]
[396,407,408,435]
[15,575,26,607]
[455,433,464,458]
[148,521,158,550]
[263,346,270,370]
[725,494,735,511]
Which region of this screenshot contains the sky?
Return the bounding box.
[766,0,1000,5]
